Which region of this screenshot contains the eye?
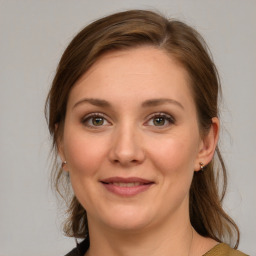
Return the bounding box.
[81,113,111,128]
[145,113,175,128]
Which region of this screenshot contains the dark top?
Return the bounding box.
[65,237,248,256]
[65,238,89,256]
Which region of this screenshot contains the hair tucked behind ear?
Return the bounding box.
[45,9,239,247]
[190,149,239,247]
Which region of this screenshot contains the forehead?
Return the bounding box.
[68,46,194,109]
[80,46,187,83]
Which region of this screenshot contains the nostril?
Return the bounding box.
[108,145,146,166]
[112,158,140,165]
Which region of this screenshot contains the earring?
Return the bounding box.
[62,161,67,168]
[199,162,204,171]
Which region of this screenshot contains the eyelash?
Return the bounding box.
[145,112,175,128]
[81,113,111,128]
[81,112,175,128]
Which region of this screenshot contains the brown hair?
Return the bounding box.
[45,10,239,247]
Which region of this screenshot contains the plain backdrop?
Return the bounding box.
[0,1,255,255]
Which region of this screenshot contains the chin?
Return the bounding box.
[97,205,155,232]
[107,218,152,232]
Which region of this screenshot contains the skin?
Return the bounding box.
[59,46,219,256]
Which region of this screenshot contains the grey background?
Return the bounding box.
[0,0,255,255]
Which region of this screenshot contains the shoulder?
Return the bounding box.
[203,243,248,256]
[65,247,81,256]
[64,238,89,256]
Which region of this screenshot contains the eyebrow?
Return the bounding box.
[72,97,184,109]
[73,98,111,109]
[141,98,184,109]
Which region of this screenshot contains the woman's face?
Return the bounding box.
[59,47,208,232]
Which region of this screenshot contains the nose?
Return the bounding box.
[108,124,146,167]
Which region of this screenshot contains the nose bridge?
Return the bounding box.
[109,119,145,165]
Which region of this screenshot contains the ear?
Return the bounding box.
[55,123,69,172]
[194,117,219,171]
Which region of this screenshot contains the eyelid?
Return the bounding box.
[81,112,112,127]
[82,112,106,120]
[144,112,176,127]
[80,111,175,128]
[146,112,174,119]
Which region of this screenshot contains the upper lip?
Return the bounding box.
[100,177,154,184]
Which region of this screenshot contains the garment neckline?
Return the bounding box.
[74,240,228,256]
[203,243,226,255]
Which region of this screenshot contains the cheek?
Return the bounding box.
[63,132,110,209]
[150,137,197,171]
[147,132,199,193]
[63,131,109,178]
[144,135,198,218]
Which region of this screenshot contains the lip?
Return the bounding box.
[100,177,154,197]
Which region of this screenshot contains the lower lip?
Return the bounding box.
[101,183,153,197]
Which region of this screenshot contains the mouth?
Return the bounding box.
[100,177,154,197]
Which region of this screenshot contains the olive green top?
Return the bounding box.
[65,239,248,256]
[203,243,248,256]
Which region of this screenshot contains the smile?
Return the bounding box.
[100,177,154,197]
[111,182,142,187]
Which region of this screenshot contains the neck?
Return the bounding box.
[86,213,194,256]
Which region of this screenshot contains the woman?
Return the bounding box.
[45,10,247,256]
